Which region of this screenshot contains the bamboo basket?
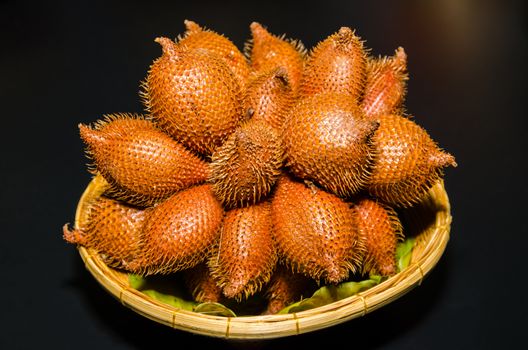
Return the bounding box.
[74,175,452,339]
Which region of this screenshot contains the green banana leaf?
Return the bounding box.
[194,302,237,317]
[127,238,415,316]
[128,274,197,311]
[278,237,415,314]
[128,274,237,316]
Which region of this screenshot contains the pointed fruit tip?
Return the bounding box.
[78,122,91,135]
[154,37,178,56]
[380,263,396,276]
[222,282,244,299]
[79,123,104,145]
[62,223,84,244]
[395,47,407,63]
[184,19,201,32]
[431,150,457,168]
[250,21,263,31]
[250,22,269,40]
[337,26,353,37]
[333,27,361,48]
[396,46,407,58]
[325,266,346,284]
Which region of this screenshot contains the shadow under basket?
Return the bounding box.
[74,175,452,339]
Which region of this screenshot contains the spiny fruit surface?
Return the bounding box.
[300,27,366,101]
[263,265,315,314]
[184,263,223,303]
[354,198,402,276]
[143,37,243,156]
[368,114,457,207]
[271,176,364,283]
[282,93,378,198]
[209,202,277,300]
[63,196,146,268]
[248,22,305,95]
[243,67,294,131]
[79,114,209,206]
[362,47,408,118]
[129,184,223,275]
[178,20,250,89]
[209,119,284,208]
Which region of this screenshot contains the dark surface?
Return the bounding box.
[1,0,526,348]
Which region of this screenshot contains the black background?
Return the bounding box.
[1,0,527,348]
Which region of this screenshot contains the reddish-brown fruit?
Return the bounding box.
[129,184,223,275]
[178,20,250,89]
[63,197,147,269]
[143,37,243,156]
[362,47,408,118]
[354,198,403,276]
[282,93,378,198]
[79,115,209,206]
[263,265,315,314]
[271,176,364,283]
[248,22,305,95]
[300,27,367,101]
[209,202,277,300]
[183,263,223,303]
[209,120,284,208]
[243,67,294,131]
[368,114,457,207]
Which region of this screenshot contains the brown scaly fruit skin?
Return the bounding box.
[271,176,365,284]
[243,67,294,131]
[183,263,223,303]
[128,184,223,275]
[263,265,315,315]
[362,47,408,118]
[79,114,209,207]
[208,202,277,301]
[248,22,306,95]
[63,196,147,269]
[354,198,403,276]
[300,27,366,102]
[282,93,379,198]
[368,114,457,207]
[142,37,243,156]
[178,20,250,89]
[209,119,284,209]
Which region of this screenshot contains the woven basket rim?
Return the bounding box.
[74,175,451,339]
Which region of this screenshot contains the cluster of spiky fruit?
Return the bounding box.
[64,21,456,313]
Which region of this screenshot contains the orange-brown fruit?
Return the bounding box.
[178,20,250,89]
[142,37,243,156]
[129,184,223,275]
[79,114,209,206]
[183,263,223,303]
[263,265,315,315]
[208,202,277,300]
[362,47,408,118]
[271,176,364,283]
[242,67,294,130]
[63,196,147,269]
[282,93,379,198]
[248,22,306,95]
[353,198,403,276]
[300,27,367,101]
[209,119,284,208]
[368,114,457,207]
